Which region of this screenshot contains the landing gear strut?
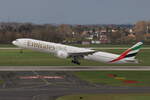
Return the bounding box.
[71,56,80,65]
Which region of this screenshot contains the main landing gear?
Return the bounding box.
[71,56,81,65]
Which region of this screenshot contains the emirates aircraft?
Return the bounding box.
[12,38,143,65]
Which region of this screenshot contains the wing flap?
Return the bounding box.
[68,51,97,56]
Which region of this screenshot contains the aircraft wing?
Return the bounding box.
[68,50,97,57]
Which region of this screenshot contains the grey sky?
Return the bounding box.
[0,0,149,24]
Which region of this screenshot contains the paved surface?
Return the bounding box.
[2,87,150,100]
[0,66,150,71]
[0,71,150,100]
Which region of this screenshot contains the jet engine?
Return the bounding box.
[56,51,69,59]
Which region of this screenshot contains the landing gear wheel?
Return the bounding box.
[71,60,80,65]
[71,56,81,65]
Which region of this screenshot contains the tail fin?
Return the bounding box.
[110,42,143,63]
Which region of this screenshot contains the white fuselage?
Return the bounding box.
[12,38,136,64]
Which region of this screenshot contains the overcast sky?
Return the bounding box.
[0,0,149,24]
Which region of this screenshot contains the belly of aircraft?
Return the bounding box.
[84,52,119,63]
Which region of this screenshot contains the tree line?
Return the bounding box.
[0,21,149,44]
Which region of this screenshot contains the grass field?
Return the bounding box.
[71,44,150,48]
[57,93,150,100]
[0,44,16,47]
[74,71,150,87]
[0,49,149,66]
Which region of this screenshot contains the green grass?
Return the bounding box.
[71,44,150,48]
[0,44,16,47]
[74,71,150,87]
[0,49,149,66]
[57,93,150,100]
[0,49,73,66]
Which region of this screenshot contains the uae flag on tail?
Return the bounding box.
[110,42,143,63]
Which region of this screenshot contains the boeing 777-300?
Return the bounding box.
[12,38,143,65]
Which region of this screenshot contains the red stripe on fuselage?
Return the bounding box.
[110,49,131,63]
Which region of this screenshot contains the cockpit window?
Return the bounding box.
[16,39,19,42]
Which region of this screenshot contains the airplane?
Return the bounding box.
[12,38,143,65]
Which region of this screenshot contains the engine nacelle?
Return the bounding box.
[56,51,69,59]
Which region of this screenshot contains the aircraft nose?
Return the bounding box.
[12,40,16,45]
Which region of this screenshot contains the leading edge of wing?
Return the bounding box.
[68,50,97,56]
